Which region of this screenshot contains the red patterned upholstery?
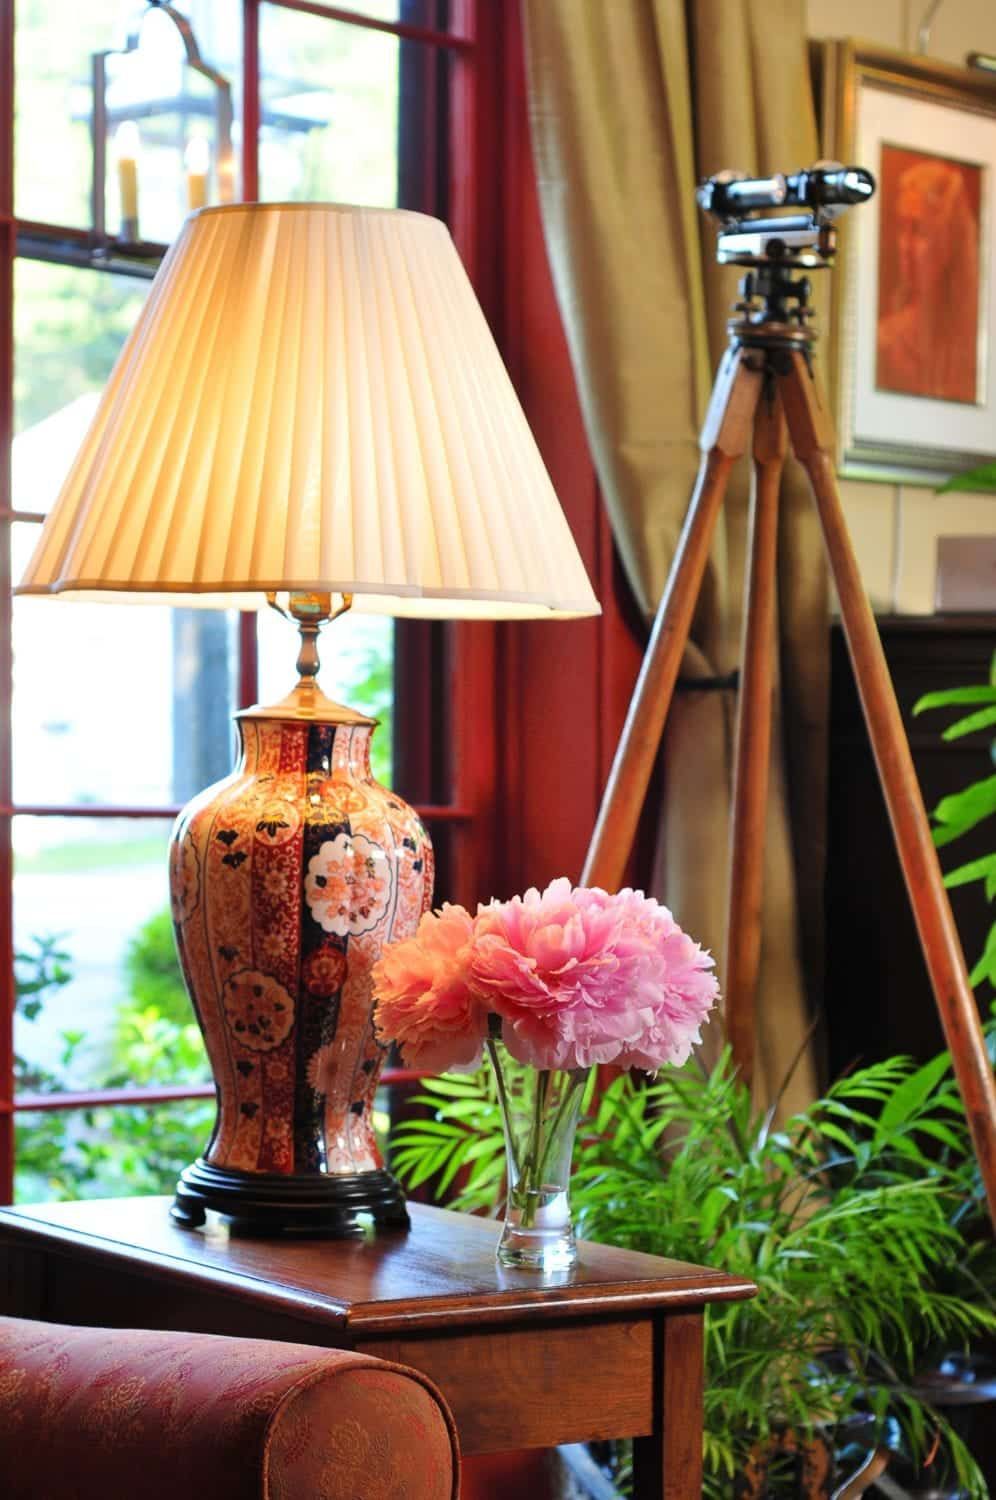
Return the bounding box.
[0,1316,459,1500]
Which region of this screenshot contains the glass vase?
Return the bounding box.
[487,1039,589,1272]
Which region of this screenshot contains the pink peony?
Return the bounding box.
[371,903,487,1072]
[373,879,718,1077]
[589,888,718,1070]
[472,879,717,1071]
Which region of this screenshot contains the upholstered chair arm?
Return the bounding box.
[0,1316,459,1500]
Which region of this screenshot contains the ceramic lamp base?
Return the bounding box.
[171,1159,410,1237]
[168,693,432,1242]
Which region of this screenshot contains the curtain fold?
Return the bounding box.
[523,0,828,1113]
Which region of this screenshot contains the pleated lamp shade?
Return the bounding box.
[18,202,600,620]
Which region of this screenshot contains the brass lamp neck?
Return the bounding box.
[241,590,373,726]
[269,590,354,684]
[293,610,327,684]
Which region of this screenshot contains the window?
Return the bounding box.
[0,0,495,1204]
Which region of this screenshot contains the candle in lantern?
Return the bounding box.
[115,121,141,239]
[185,136,210,211]
[217,146,236,205]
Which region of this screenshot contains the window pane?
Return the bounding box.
[13,259,148,511]
[12,258,240,809]
[259,6,406,207]
[13,525,239,808]
[13,817,206,1095]
[15,0,128,228]
[256,609,394,785]
[14,1098,214,1203]
[15,0,242,235]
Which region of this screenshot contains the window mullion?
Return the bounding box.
[13,1067,424,1113]
[0,0,11,220]
[262,0,469,52]
[1,0,13,1200]
[243,0,260,201]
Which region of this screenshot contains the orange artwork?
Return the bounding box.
[875,144,982,404]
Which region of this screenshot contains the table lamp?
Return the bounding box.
[17,202,600,1235]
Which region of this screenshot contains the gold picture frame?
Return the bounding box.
[820,40,996,486]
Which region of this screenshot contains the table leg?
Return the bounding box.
[632,1311,704,1499]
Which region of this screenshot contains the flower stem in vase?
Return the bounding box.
[520,1068,551,1229]
[490,1041,587,1272]
[486,1037,518,1177]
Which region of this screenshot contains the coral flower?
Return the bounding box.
[371,903,487,1071]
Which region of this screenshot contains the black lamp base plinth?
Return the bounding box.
[171,1159,410,1237]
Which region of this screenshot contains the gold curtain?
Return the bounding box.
[523,0,828,1112]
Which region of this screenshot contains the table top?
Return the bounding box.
[0,1197,755,1336]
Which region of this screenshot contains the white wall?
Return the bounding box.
[808,0,996,613]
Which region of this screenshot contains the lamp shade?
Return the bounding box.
[18,202,600,619]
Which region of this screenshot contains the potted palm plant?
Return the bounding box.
[389,1035,996,1497]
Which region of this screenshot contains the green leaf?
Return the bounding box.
[933,820,977,850]
[914,686,996,714]
[417,1074,490,1099]
[462,1135,505,1164]
[436,1137,475,1194]
[938,462,996,494]
[811,1117,861,1152]
[969,922,996,989]
[914,1118,967,1151]
[944,852,996,888]
[941,705,996,741]
[876,1051,952,1139]
[933,776,996,829]
[699,1184,736,1240]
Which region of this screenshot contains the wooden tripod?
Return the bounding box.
[581,302,996,1231]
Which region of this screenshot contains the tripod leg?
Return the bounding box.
[724,386,788,1086]
[779,350,996,1231]
[582,346,764,890]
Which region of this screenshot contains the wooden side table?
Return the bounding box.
[0,1197,755,1498]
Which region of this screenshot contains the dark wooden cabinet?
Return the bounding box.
[825,615,996,1077]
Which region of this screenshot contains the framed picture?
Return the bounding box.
[820,42,996,485]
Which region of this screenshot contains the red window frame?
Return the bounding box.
[0,0,502,1203]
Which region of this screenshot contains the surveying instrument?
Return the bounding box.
[580,164,996,1230]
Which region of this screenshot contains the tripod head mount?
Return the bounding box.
[697,163,875,268]
[696,162,876,348]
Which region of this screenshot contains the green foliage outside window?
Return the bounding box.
[14,914,213,1204]
[14,260,146,432]
[349,641,394,787]
[120,907,192,1027]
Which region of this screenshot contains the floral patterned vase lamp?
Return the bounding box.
[16,202,600,1235]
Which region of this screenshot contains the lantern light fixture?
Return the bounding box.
[90,1,234,251]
